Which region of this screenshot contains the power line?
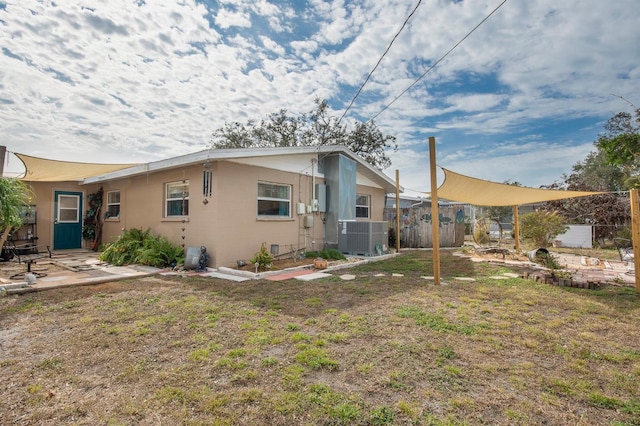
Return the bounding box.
[337,0,422,126]
[369,0,509,122]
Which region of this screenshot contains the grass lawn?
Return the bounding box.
[1,250,639,425]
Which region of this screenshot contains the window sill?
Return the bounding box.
[256,217,294,221]
[104,218,120,222]
[162,217,190,222]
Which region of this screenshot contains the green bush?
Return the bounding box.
[519,210,568,248]
[99,228,184,268]
[305,249,346,261]
[250,243,274,270]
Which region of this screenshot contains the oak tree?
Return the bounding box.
[211,99,397,170]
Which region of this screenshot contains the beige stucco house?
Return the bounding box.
[17,145,399,268]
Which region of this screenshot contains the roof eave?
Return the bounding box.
[82,146,401,193]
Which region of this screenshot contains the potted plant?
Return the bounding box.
[82,223,96,242]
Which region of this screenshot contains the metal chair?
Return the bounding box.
[613,238,634,275]
[614,238,634,261]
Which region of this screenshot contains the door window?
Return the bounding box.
[58,195,80,222]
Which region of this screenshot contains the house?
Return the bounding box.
[16,145,399,268]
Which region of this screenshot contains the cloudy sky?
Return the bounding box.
[1,0,638,195]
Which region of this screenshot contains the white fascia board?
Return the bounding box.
[81,145,400,192]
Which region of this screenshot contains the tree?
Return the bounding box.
[519,210,568,248]
[0,178,33,249]
[544,128,631,243]
[211,98,397,170]
[595,107,640,189]
[485,180,521,240]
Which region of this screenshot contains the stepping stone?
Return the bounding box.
[374,273,386,277]
[453,277,475,282]
[489,276,509,280]
[296,272,332,281]
[392,273,404,277]
[339,274,356,280]
[200,271,251,282]
[501,273,520,278]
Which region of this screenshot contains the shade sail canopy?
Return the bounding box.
[15,153,139,182]
[433,168,604,206]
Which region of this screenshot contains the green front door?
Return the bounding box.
[53,191,83,250]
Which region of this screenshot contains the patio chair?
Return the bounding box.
[9,243,52,280]
[613,238,634,275]
[614,238,634,262]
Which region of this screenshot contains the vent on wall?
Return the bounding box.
[337,221,388,256]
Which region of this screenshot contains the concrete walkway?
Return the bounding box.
[0,249,635,294]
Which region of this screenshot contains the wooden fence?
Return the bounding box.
[384,205,465,248]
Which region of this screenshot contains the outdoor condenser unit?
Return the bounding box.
[337,221,388,256]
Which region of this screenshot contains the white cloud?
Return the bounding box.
[214,7,251,29]
[0,0,638,190]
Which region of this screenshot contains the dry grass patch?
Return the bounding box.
[1,251,639,425]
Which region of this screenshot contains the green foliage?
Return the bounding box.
[211,98,397,170]
[136,236,185,268]
[519,210,568,248]
[543,108,638,241]
[99,227,184,267]
[0,177,33,230]
[249,243,274,270]
[543,149,630,242]
[396,307,478,335]
[596,108,640,187]
[295,345,339,370]
[369,406,396,425]
[305,249,346,261]
[537,252,561,270]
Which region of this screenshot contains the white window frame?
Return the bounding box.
[105,190,121,219]
[356,194,370,219]
[57,194,80,223]
[257,182,291,218]
[165,180,189,217]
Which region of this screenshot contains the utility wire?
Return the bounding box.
[369,0,509,122]
[336,0,422,126]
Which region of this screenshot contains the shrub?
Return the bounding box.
[519,210,568,248]
[473,219,491,245]
[250,243,274,270]
[305,249,346,261]
[99,228,184,268]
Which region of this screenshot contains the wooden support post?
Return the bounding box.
[395,169,401,253]
[630,189,640,293]
[512,205,520,253]
[429,137,440,285]
[0,145,6,176]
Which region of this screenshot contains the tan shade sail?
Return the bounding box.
[432,168,605,206]
[16,153,138,182]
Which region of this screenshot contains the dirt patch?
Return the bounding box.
[234,255,317,272]
[232,255,360,273]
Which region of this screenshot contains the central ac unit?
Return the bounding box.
[337,221,388,256]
